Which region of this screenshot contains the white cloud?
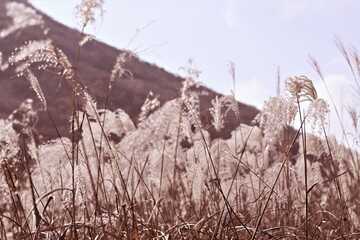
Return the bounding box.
[314,74,349,109]
[236,78,273,110]
[314,74,355,140]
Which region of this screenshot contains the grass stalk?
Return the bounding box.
[297,102,309,239]
[251,120,303,240]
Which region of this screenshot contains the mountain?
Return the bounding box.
[2,2,360,238]
[0,0,259,140]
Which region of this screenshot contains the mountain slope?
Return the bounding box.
[0,0,259,139]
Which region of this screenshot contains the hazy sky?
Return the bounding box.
[28,0,360,140]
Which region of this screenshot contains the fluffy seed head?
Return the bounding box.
[259,96,297,145]
[75,0,104,28]
[209,95,239,132]
[179,59,200,101]
[0,2,44,38]
[10,40,76,86]
[138,91,160,124]
[307,98,330,135]
[109,51,134,92]
[210,96,224,132]
[23,68,47,111]
[10,40,97,115]
[179,59,202,130]
[222,95,240,119]
[182,92,202,130]
[285,75,317,103]
[347,105,360,130]
[9,39,52,73]
[79,34,95,47]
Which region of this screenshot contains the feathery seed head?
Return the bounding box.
[209,95,239,132]
[210,96,224,132]
[79,34,95,47]
[221,95,240,119]
[180,59,201,81]
[182,92,202,130]
[11,40,97,116]
[335,37,354,73]
[0,2,44,38]
[23,68,47,111]
[260,96,297,145]
[74,164,87,207]
[180,78,195,102]
[350,47,360,77]
[10,40,76,83]
[179,59,200,101]
[9,39,52,73]
[347,105,360,130]
[188,162,205,205]
[75,0,104,28]
[138,91,160,124]
[109,51,134,92]
[228,61,236,82]
[61,163,87,209]
[10,40,78,84]
[307,98,330,135]
[285,75,317,103]
[226,61,240,118]
[179,59,202,129]
[82,90,98,117]
[308,55,325,80]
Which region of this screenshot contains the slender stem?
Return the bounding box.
[297,99,308,240]
[71,25,85,240]
[251,123,303,240]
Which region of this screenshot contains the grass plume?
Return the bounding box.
[1,3,360,240]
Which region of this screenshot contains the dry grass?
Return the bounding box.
[1,1,360,239]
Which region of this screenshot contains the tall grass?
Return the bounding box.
[0,1,360,239]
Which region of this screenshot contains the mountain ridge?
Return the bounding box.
[0,0,259,140]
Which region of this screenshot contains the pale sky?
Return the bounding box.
[28,0,360,141]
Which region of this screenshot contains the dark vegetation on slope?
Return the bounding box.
[0,0,259,140]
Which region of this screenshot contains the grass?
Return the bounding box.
[1,1,360,239]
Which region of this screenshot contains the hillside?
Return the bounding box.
[2,1,360,238]
[0,0,259,140]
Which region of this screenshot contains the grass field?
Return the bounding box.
[1,1,360,239]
